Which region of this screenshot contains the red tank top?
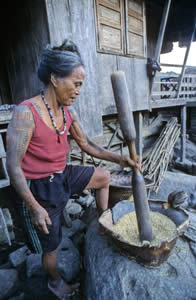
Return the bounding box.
[21,100,72,179]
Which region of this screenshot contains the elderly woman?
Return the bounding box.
[6,39,137,299]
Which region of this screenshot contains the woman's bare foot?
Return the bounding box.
[48,278,80,299]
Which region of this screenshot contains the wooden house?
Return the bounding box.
[0,0,196,187]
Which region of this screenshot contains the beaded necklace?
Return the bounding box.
[41,91,67,142]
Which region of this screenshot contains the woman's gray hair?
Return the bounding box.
[38,39,84,85]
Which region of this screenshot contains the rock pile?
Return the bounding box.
[0,190,96,300]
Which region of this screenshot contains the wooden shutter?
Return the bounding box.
[126,0,145,56]
[95,0,124,53]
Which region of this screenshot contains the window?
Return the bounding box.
[95,0,146,57]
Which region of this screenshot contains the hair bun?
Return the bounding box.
[52,39,80,56]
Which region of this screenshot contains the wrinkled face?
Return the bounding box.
[54,65,85,106]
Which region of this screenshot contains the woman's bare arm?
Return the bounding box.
[68,107,138,168]
[6,105,51,234]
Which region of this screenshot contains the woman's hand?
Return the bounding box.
[120,155,142,171]
[30,205,52,234]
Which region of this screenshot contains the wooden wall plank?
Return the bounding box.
[128,8,143,20]
[117,56,149,111]
[100,25,122,51]
[5,0,49,103]
[128,32,144,56]
[45,0,72,46]
[69,0,103,138]
[128,0,143,14]
[97,53,149,114]
[96,53,117,115]
[98,5,121,24]
[98,0,121,10]
[128,16,143,35]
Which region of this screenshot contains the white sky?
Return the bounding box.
[160,42,196,73]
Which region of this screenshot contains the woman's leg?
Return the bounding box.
[85,168,110,216]
[42,250,79,298]
[42,250,59,281]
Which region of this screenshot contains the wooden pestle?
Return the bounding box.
[111,71,154,243]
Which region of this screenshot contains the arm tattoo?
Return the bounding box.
[32,102,43,119]
[6,105,42,210]
[6,105,35,164]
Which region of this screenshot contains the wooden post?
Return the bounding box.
[135,112,143,159]
[154,0,172,61]
[180,105,186,163]
[150,0,172,97]
[176,20,196,99]
[82,151,86,165]
[66,134,71,164]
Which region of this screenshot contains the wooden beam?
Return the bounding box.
[176,20,196,99]
[134,112,143,158]
[154,0,172,61]
[150,0,172,99]
[124,0,129,54]
[180,105,187,163]
[160,63,194,68]
[151,99,185,109]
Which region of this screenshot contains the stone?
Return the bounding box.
[168,191,189,209]
[66,203,83,218]
[62,209,72,228]
[81,201,98,225]
[61,219,86,238]
[0,261,12,270]
[82,189,91,196]
[65,198,75,209]
[57,237,80,282]
[150,171,196,203]
[8,292,24,300]
[189,193,196,209]
[76,196,89,206]
[174,139,196,164]
[84,219,196,300]
[192,163,196,175]
[26,254,43,278]
[76,194,95,207]
[174,160,194,175]
[72,232,85,251]
[9,246,30,268]
[190,242,196,257]
[20,274,54,300]
[0,269,19,299]
[83,194,95,208]
[183,223,196,243]
[112,200,134,224]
